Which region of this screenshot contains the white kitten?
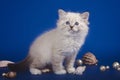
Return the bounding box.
[8,9,89,75]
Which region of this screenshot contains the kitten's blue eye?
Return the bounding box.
[66,21,70,25]
[75,22,79,25]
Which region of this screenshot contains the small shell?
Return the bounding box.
[100,66,106,71]
[2,71,16,78]
[74,66,86,75]
[82,52,98,65]
[117,67,120,71]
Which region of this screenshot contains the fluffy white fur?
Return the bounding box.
[9,9,89,75]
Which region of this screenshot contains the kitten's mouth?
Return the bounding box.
[68,29,80,33]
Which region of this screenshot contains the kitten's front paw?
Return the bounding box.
[54,69,66,75]
[67,67,75,74]
[30,68,42,75]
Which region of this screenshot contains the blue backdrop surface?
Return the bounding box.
[0,0,120,80]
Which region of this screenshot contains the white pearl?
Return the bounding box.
[113,62,119,69]
[106,66,110,69]
[100,66,106,71]
[77,60,83,66]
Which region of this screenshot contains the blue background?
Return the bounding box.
[0,0,120,80]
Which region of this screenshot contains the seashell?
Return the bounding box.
[2,71,16,78]
[74,66,86,75]
[82,52,98,65]
[117,67,120,71]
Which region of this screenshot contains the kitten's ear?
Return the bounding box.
[58,9,66,18]
[81,12,89,21]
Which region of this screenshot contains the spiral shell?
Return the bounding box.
[82,52,98,65]
[2,71,16,78]
[74,66,86,75]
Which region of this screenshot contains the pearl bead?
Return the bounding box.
[100,66,106,71]
[76,59,83,66]
[106,66,110,69]
[113,62,119,69]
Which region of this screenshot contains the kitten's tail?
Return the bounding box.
[8,55,32,72]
